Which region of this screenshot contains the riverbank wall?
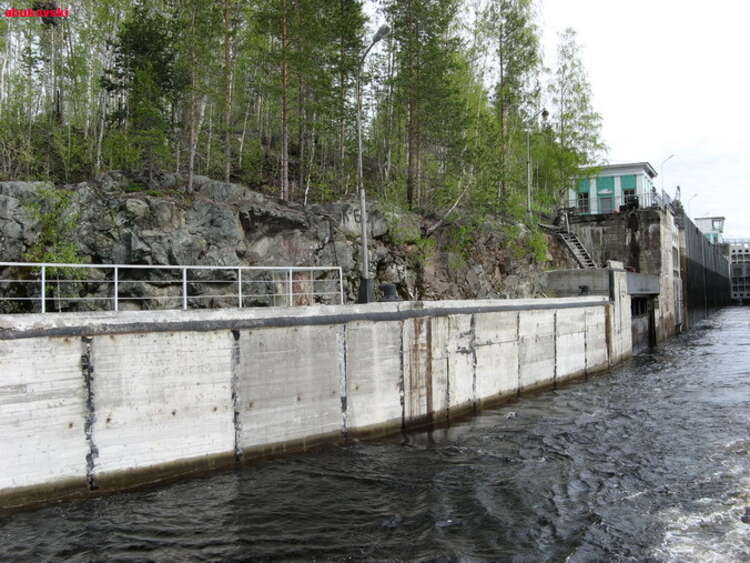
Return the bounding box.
[0,276,631,511]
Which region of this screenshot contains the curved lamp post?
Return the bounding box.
[660,154,675,193]
[526,108,548,215]
[356,25,390,304]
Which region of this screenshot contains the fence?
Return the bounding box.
[567,190,675,215]
[0,262,344,314]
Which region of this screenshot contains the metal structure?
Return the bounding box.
[0,262,344,314]
[355,25,389,304]
[728,240,750,304]
[568,190,675,216]
[542,218,597,270]
[557,231,597,269]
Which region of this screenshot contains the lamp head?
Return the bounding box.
[373,25,390,44]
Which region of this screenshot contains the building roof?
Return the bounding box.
[581,162,658,178]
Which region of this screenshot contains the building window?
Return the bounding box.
[624,188,636,203]
[577,192,590,213]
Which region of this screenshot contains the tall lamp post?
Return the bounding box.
[660,154,675,193]
[526,108,548,216]
[356,24,389,304]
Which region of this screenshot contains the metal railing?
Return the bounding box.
[568,191,675,215]
[0,262,344,314]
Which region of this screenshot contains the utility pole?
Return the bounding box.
[526,108,548,216]
[356,25,389,304]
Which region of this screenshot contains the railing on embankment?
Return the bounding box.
[0,262,344,313]
[0,290,634,511]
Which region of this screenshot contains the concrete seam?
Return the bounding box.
[584,309,589,377]
[445,356,450,424]
[399,320,405,430]
[553,311,558,389]
[231,329,242,462]
[338,324,348,437]
[425,319,433,422]
[516,312,521,396]
[470,314,477,409]
[81,336,98,491]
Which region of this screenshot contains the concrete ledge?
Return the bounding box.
[0,476,89,514]
[238,430,344,460]
[94,451,236,495]
[0,297,609,340]
[556,368,588,385]
[346,417,404,440]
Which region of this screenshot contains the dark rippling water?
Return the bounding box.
[2,308,750,562]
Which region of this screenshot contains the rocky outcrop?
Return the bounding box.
[0,173,569,309]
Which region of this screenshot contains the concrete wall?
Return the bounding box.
[571,209,676,342]
[678,212,732,327]
[0,296,625,510]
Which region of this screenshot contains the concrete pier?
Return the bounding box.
[0,291,631,511]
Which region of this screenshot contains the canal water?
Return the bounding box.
[2,308,749,562]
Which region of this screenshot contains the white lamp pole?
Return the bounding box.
[660,154,675,193]
[526,108,548,216]
[356,25,389,303]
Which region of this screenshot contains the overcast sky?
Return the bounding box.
[541,0,750,238]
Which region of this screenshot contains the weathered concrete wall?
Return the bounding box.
[678,212,732,328]
[0,296,620,510]
[571,210,675,341]
[236,325,342,454]
[571,207,730,339]
[0,337,88,503]
[542,269,610,297]
[92,331,235,485]
[608,266,633,364]
[344,320,402,434]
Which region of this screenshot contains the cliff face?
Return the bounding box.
[0,173,571,306]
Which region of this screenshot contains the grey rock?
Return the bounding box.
[0,174,565,310]
[125,199,150,219]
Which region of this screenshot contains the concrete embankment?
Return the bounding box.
[0,292,632,511]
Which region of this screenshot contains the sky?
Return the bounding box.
[541,0,750,238]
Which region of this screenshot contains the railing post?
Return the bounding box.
[288,268,293,307]
[238,268,243,308]
[182,268,188,310]
[40,265,46,313]
[114,266,119,312]
[338,267,344,305]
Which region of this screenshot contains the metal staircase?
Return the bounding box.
[558,231,597,269]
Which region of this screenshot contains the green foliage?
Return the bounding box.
[102,1,182,176]
[548,28,606,186]
[22,187,84,276]
[381,202,422,244]
[527,228,549,263]
[102,131,143,172]
[0,0,607,268]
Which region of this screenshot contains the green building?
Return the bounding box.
[571,162,659,214]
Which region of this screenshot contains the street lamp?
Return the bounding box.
[356,24,389,304]
[660,154,675,193]
[526,108,548,215]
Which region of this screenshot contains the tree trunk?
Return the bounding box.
[297,83,306,198]
[206,103,213,173]
[238,96,251,169]
[222,0,234,183]
[280,0,290,201]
